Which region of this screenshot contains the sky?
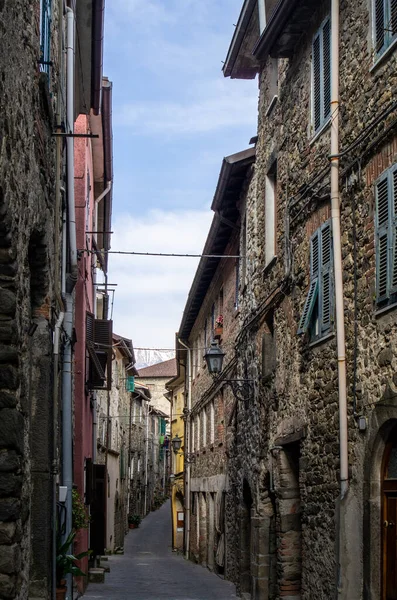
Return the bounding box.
[103,0,258,351]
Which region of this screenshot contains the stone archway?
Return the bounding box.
[363,392,397,599]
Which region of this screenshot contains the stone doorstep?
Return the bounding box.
[88,568,105,584]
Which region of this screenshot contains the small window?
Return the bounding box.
[298,220,333,340]
[202,408,207,447]
[39,0,52,79]
[374,0,397,58]
[265,162,277,266]
[209,400,215,445]
[234,257,240,310]
[312,17,331,134]
[375,164,397,305]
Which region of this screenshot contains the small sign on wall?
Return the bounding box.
[177,511,184,531]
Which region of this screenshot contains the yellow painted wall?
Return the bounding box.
[170,381,185,550]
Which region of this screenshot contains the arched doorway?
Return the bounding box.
[382,426,397,599]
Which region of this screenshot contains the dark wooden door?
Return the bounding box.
[90,464,106,558]
[382,441,397,600]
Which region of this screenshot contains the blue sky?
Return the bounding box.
[104,0,258,349]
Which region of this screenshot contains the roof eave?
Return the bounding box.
[223,0,260,80]
[252,0,301,60]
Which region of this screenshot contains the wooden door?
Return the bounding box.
[382,441,397,599]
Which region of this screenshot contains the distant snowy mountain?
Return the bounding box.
[135,349,175,371]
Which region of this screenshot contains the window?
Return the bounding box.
[241,216,247,285]
[265,162,277,266]
[209,400,215,445]
[202,408,207,447]
[39,0,52,78]
[374,0,397,58]
[375,165,397,305]
[266,58,279,114]
[312,17,331,134]
[191,418,195,453]
[234,257,240,310]
[298,221,333,339]
[197,414,201,450]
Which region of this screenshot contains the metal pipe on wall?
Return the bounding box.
[62,8,78,599]
[330,0,349,596]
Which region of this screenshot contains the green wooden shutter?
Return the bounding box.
[322,19,331,122]
[313,33,321,131]
[298,231,320,334]
[376,174,390,302]
[391,0,397,36]
[390,166,397,293]
[320,222,333,333]
[375,0,386,53]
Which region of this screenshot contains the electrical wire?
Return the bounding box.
[83,250,244,259]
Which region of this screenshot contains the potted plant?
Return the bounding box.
[214,314,223,337]
[128,514,142,529]
[56,530,91,600]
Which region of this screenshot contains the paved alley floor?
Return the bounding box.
[82,501,237,600]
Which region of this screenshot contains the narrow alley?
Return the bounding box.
[82,501,237,600]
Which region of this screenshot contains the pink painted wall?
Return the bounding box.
[73,114,96,588]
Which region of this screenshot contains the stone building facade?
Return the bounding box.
[177,149,256,574]
[0,2,61,598]
[0,1,108,597]
[137,359,176,511]
[96,334,137,553]
[218,0,397,598]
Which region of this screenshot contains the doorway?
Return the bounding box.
[382,432,397,600]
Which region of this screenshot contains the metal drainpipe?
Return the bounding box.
[330,0,349,594]
[330,0,348,498]
[178,338,191,560]
[62,8,78,600]
[52,1,65,597]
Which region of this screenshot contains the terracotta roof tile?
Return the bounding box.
[137,358,177,378]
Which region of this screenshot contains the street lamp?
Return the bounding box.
[204,340,254,403]
[170,433,196,463]
[204,340,225,375]
[171,434,182,454]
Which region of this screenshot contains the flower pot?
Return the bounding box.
[214,327,223,337]
[56,585,67,600]
[129,523,137,529]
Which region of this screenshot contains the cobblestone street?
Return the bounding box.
[82,501,237,600]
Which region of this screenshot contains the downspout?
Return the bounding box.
[52,1,65,597]
[330,0,348,500]
[330,0,349,594]
[178,338,191,560]
[95,180,112,205]
[62,8,78,600]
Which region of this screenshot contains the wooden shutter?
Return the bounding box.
[322,18,331,122]
[87,318,113,390]
[320,222,333,333]
[375,0,386,53]
[312,32,321,131]
[298,231,320,334]
[376,174,390,302]
[391,167,397,293]
[392,0,397,36]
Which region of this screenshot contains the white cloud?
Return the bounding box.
[115,79,258,135]
[108,208,213,348]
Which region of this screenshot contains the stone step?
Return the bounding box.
[88,568,105,584]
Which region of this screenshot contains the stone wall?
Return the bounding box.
[226,0,397,598]
[0,1,60,598]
